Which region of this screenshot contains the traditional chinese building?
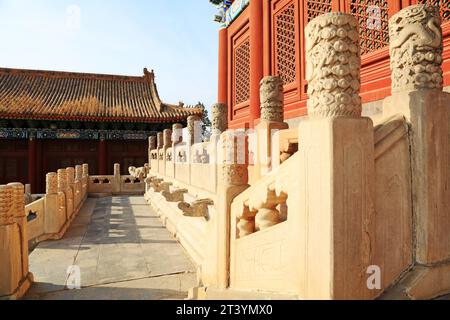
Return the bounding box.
[0,67,203,193]
[215,0,450,129]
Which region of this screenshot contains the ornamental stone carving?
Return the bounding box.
[163,129,172,148]
[260,76,284,122]
[389,5,443,93]
[157,132,164,149]
[211,103,228,133]
[46,173,58,195]
[149,136,157,151]
[305,12,362,118]
[172,124,183,144]
[0,185,13,225]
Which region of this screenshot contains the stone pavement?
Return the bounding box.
[25,196,197,300]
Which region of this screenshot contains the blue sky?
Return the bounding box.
[0,0,219,110]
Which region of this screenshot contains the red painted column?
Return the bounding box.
[218,27,228,105]
[249,0,264,128]
[28,135,37,194]
[98,138,107,175]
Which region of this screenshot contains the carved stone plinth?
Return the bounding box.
[305,12,362,118]
[389,5,443,93]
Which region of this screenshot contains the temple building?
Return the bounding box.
[215,0,450,129]
[0,67,203,193]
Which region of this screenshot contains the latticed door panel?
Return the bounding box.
[233,37,251,106]
[305,0,333,22]
[274,1,298,86]
[417,0,450,21]
[348,0,390,55]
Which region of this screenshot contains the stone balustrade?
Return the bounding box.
[1,163,90,299]
[88,163,145,195]
[145,6,450,301]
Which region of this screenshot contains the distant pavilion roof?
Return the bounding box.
[0,67,203,123]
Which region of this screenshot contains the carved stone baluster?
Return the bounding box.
[254,190,281,231]
[237,205,256,238]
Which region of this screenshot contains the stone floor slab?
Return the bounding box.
[26,196,196,300]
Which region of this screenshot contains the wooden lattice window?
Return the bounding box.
[349,0,390,55]
[234,38,251,105]
[417,0,450,21]
[306,0,333,23]
[274,2,297,85]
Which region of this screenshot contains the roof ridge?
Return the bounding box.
[0,67,146,82]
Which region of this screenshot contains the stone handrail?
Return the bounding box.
[88,164,145,195]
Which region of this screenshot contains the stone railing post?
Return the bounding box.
[82,164,89,199]
[65,168,75,219]
[44,173,60,234]
[202,130,249,289]
[157,132,164,175]
[211,103,228,136]
[57,169,68,220]
[300,12,375,299]
[253,76,289,181]
[114,163,121,194]
[161,128,173,177]
[74,165,83,210]
[187,115,202,146]
[383,5,450,265]
[148,136,157,167]
[172,124,183,145]
[0,184,33,299]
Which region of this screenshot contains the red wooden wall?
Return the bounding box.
[223,0,450,129]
